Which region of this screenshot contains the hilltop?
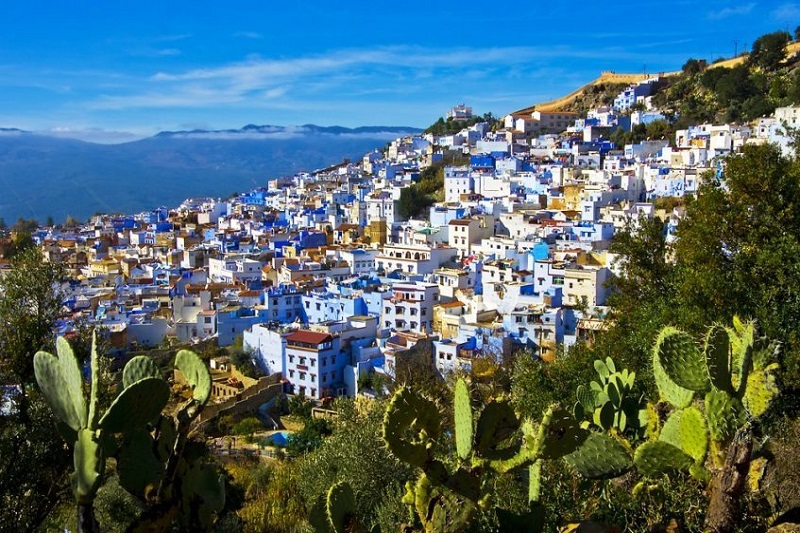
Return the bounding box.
[506,33,800,127]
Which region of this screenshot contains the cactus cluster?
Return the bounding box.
[573,357,648,436]
[634,319,779,478]
[382,377,593,532]
[33,335,224,532]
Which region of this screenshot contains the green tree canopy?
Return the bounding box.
[749,31,791,71]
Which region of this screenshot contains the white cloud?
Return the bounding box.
[707,2,756,19]
[37,127,149,144]
[234,31,262,39]
[771,2,800,20]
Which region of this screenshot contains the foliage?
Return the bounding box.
[285,416,331,457]
[232,417,263,443]
[288,393,313,419]
[424,113,499,136]
[397,185,432,220]
[0,246,70,532]
[682,58,708,76]
[225,458,307,533]
[297,397,415,529]
[748,31,791,72]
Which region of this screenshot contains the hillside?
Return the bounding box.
[509,33,800,126]
[0,125,421,224]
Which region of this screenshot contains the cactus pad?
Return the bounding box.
[326,481,356,533]
[658,410,683,449]
[594,359,610,383]
[653,344,695,408]
[453,378,473,460]
[56,336,87,428]
[99,377,170,435]
[705,324,733,393]
[475,400,519,459]
[655,326,710,392]
[175,350,212,404]
[564,432,633,479]
[383,387,441,468]
[34,350,83,432]
[72,428,105,503]
[705,389,744,442]
[539,408,588,460]
[594,401,616,431]
[678,406,709,462]
[743,367,779,417]
[122,355,162,389]
[117,428,163,498]
[634,441,693,477]
[576,384,597,412]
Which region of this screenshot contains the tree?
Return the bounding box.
[64,216,81,228]
[749,31,791,72]
[673,143,800,390]
[0,246,66,419]
[682,58,707,76]
[397,185,431,220]
[232,417,264,443]
[0,246,70,530]
[296,398,414,526]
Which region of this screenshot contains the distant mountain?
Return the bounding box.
[0,124,422,224]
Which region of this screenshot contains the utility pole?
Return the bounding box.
[734,39,739,57]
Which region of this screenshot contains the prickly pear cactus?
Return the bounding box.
[383,386,441,469]
[743,366,780,417]
[705,325,733,393]
[634,441,694,477]
[577,358,647,436]
[326,481,357,533]
[654,326,710,392]
[564,432,633,479]
[122,355,162,389]
[454,378,473,461]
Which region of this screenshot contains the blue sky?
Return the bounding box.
[0,0,797,142]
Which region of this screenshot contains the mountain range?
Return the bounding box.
[0,124,422,224]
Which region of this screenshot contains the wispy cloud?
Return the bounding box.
[234,31,262,39]
[156,48,182,56]
[771,2,800,20]
[81,44,688,116]
[708,2,756,19]
[37,126,149,144]
[155,33,192,42]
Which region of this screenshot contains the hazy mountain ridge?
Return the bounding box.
[0,124,422,223]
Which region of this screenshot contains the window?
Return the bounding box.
[300,357,306,366]
[204,317,212,324]
[299,372,306,380]
[310,359,315,367]
[331,355,337,364]
[323,373,328,383]
[289,355,294,363]
[311,374,315,382]
[311,388,316,396]
[322,357,327,366]
[289,370,295,378]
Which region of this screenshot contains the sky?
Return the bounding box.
[0,0,798,142]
